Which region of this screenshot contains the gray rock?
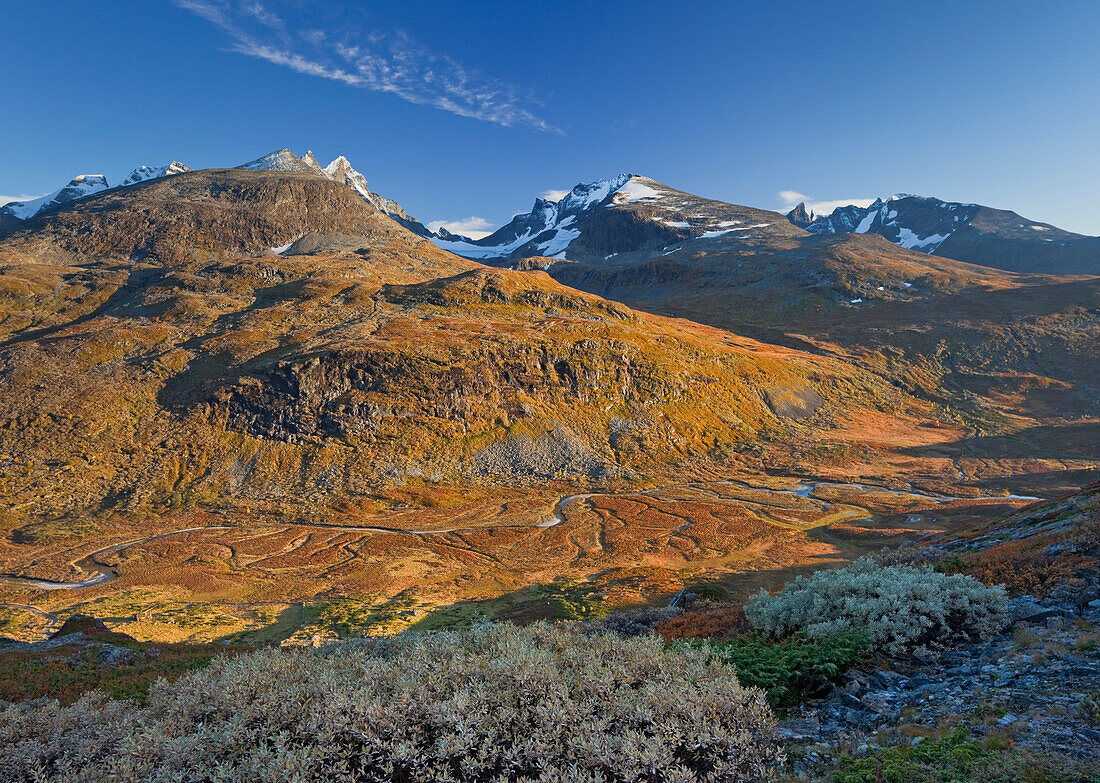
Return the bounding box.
[1008,597,1065,624]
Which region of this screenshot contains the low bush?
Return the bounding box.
[936,546,1097,599]
[655,605,751,642]
[833,729,1097,783]
[746,559,1008,657]
[0,623,783,782]
[0,640,249,705]
[682,629,870,708]
[578,605,681,637]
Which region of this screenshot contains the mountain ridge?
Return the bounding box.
[791,194,1100,275]
[429,174,803,262]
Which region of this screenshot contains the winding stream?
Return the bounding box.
[0,478,1039,593]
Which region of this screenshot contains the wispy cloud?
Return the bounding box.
[778,190,877,218]
[0,193,44,207]
[539,189,570,202]
[427,216,494,239]
[174,0,558,132]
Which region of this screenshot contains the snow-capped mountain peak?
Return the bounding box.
[1,164,192,223]
[323,155,371,201]
[233,148,422,230]
[791,193,1087,268]
[238,149,320,174]
[428,173,796,262]
[119,162,192,188]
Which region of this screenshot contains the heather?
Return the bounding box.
[0,623,782,782]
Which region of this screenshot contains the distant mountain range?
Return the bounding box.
[787,195,1100,275]
[5,149,1097,275]
[0,162,191,232]
[0,148,430,237]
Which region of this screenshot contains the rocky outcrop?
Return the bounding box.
[787,202,813,228]
[217,340,689,442]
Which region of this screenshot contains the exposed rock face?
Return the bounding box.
[239,148,426,231]
[567,207,690,258]
[217,339,691,443]
[781,610,1100,775]
[786,202,813,228]
[764,386,825,420]
[239,148,321,174]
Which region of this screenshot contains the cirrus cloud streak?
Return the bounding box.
[173,0,559,133]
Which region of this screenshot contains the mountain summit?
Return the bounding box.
[237,148,423,231]
[0,162,191,229]
[430,174,800,262]
[794,194,1100,275]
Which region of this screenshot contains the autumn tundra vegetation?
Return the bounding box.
[0,158,1097,781]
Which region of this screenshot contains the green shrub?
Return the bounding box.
[746,559,1008,657]
[682,630,870,708]
[0,623,783,782]
[833,729,1097,783]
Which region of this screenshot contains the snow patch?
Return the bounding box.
[536,227,581,257]
[614,179,662,202]
[698,223,770,238]
[855,209,879,234]
[895,228,951,251]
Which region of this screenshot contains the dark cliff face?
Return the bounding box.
[568,208,691,258]
[217,342,689,442]
[787,202,813,228]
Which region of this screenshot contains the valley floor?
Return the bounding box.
[0,470,1056,645]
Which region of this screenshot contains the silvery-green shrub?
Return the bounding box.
[746,558,1008,657]
[0,622,782,782]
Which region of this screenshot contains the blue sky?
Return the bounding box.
[2,0,1099,235]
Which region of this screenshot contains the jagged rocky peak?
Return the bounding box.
[787,202,813,227]
[323,155,371,200]
[237,149,369,198]
[238,148,319,174]
[230,148,423,232]
[786,193,1100,273]
[300,150,326,175]
[120,162,192,187]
